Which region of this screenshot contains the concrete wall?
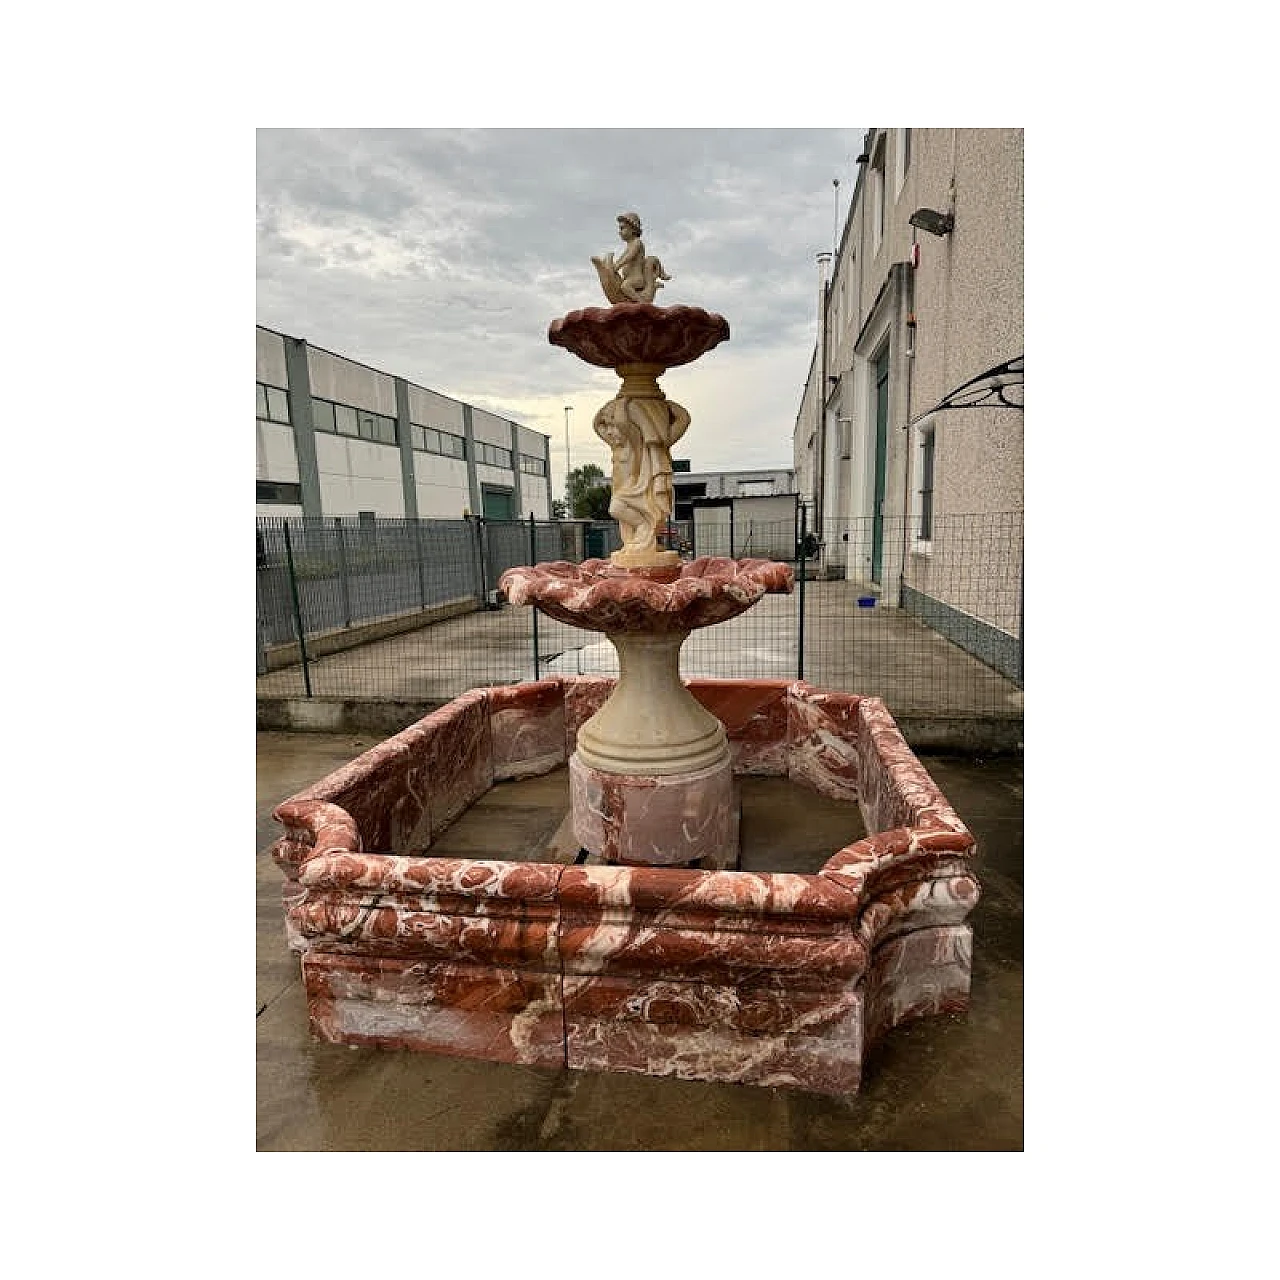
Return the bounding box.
[692,494,796,559]
[414,457,472,519]
[735,495,798,559]
[471,406,514,448]
[407,384,466,433]
[908,129,1023,519]
[793,346,821,519]
[257,328,288,387]
[315,434,406,516]
[307,347,398,416]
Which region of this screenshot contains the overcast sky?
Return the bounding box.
[256,128,865,489]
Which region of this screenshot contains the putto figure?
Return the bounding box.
[592,212,671,305]
[593,394,690,560]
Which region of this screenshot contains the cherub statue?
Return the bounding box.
[591,212,672,305]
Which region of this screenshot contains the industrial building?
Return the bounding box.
[670,465,795,522]
[256,325,553,521]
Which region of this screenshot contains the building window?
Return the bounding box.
[411,424,467,460]
[257,382,291,424]
[358,410,398,444]
[312,397,398,446]
[312,399,336,433]
[476,441,513,469]
[257,480,302,505]
[871,135,887,252]
[894,128,911,199]
[916,422,936,544]
[334,403,359,437]
[520,454,547,476]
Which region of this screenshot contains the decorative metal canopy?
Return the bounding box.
[910,355,1023,425]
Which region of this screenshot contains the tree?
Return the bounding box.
[565,463,612,519]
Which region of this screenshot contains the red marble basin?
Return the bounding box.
[498,556,793,634]
[548,303,730,369]
[268,678,980,1095]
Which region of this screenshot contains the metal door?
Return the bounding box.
[481,485,515,520]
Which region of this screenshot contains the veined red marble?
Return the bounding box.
[305,954,564,1066]
[547,303,730,370]
[787,683,863,803]
[268,677,980,1095]
[489,678,567,780]
[688,678,791,775]
[569,752,739,868]
[497,557,792,635]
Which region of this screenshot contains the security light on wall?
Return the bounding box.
[909,208,954,236]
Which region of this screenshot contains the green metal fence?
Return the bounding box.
[256,512,1023,720]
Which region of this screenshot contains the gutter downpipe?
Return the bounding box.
[900,240,917,608]
[815,251,832,536]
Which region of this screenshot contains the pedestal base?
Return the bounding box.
[609,547,680,571]
[569,751,740,869]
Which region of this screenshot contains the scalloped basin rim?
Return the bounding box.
[548,303,730,369]
[497,557,794,633]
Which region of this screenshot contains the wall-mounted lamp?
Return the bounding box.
[909,207,954,237]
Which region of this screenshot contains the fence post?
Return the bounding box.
[1017,542,1025,687]
[473,516,490,607]
[529,512,541,680]
[797,503,807,682]
[282,519,313,698]
[335,517,352,628]
[414,518,429,610]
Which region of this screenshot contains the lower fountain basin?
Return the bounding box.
[270,677,979,1096]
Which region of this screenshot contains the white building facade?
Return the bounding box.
[256,326,553,521]
[794,128,1022,625]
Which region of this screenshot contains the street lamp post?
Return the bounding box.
[564,405,573,505]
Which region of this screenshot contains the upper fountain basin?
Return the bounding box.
[498,557,793,634]
[548,303,730,370]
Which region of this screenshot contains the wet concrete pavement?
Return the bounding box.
[258,580,1023,735]
[257,731,1023,1150]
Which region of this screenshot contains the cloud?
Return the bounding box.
[257,127,864,480]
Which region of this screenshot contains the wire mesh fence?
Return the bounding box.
[256,512,1023,717]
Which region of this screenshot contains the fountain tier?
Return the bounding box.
[500,557,792,867]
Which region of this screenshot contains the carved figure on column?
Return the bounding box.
[593,391,690,563]
[592,212,672,305]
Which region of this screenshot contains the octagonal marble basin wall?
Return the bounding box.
[270,677,979,1095]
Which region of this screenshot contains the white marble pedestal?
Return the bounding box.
[570,630,740,868]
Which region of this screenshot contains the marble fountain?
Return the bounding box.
[269,215,979,1095]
